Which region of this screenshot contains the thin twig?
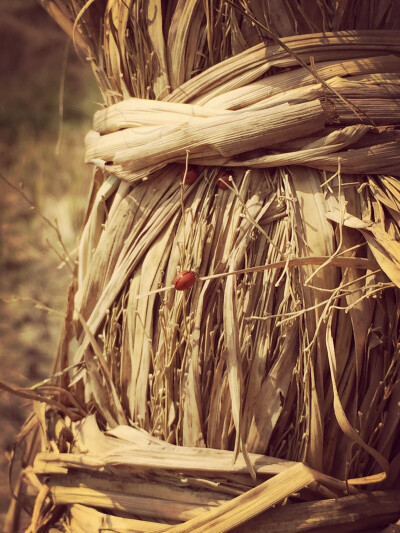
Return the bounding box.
[137,255,379,299]
[0,172,75,273]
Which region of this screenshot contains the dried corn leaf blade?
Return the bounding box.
[326,209,400,287]
[51,484,221,522]
[68,504,168,533]
[33,447,295,478]
[232,490,400,533]
[76,174,120,292]
[92,98,226,133]
[367,176,400,224]
[85,100,326,175]
[146,0,169,99]
[127,218,178,423]
[33,414,295,477]
[225,125,373,169]
[326,178,376,383]
[289,166,340,470]
[306,141,400,176]
[166,31,400,104]
[167,0,201,89]
[325,312,390,484]
[167,462,355,533]
[72,169,191,365]
[376,369,400,460]
[209,55,400,110]
[245,321,299,453]
[48,470,232,507]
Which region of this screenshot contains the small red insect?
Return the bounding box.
[174,270,198,291]
[216,169,233,190]
[180,166,198,185]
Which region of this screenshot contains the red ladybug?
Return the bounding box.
[174,270,198,291]
[216,170,233,189]
[180,166,198,185]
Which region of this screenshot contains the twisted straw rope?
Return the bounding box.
[85,31,400,181]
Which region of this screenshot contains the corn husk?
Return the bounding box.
[5,1,400,532]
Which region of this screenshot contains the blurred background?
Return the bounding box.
[0,0,100,526]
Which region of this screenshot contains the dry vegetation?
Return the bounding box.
[0,1,98,528]
[3,1,400,532]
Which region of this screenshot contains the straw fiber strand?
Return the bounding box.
[5,1,400,532]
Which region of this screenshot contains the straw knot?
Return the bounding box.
[85,31,400,182]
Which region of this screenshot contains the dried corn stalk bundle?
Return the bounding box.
[5,1,400,532]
